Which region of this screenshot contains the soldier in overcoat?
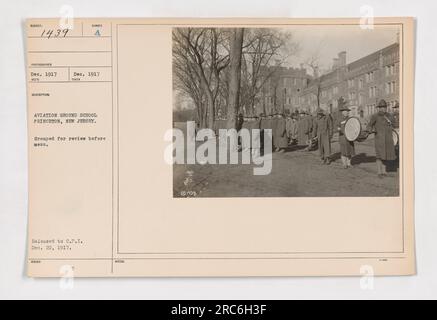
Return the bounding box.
[297,110,312,147]
[274,114,288,152]
[313,108,333,164]
[366,99,396,177]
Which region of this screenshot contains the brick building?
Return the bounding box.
[255,42,400,117]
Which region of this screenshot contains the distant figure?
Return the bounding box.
[270,114,278,151]
[313,108,333,164]
[236,113,244,132]
[274,114,288,153]
[337,106,355,169]
[297,110,312,147]
[260,114,273,155]
[366,99,396,178]
[286,114,298,145]
[241,116,251,152]
[251,116,262,158]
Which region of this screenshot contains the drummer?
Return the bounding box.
[366,99,397,178]
[337,105,355,169]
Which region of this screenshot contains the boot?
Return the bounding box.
[341,156,348,169]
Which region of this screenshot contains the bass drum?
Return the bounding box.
[344,117,362,142]
[392,128,399,146]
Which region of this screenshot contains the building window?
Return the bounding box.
[366,71,375,83]
[348,79,354,88]
[359,93,364,105]
[359,78,364,89]
[333,86,338,95]
[385,64,395,76]
[369,86,377,98]
[385,81,396,94]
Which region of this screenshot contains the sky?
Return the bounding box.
[285,24,400,73]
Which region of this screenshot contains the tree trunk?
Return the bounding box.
[206,91,215,130]
[226,28,244,129]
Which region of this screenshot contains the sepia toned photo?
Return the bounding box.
[24,17,415,278]
[172,25,401,198]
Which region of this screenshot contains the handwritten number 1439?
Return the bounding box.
[40,29,69,38]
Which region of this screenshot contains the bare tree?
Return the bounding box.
[226,28,244,129]
[240,28,297,115]
[173,27,297,128]
[304,42,328,111]
[172,28,229,128]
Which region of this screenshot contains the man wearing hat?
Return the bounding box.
[313,108,333,164]
[366,99,396,178]
[286,113,298,145]
[297,109,312,148]
[273,113,288,153]
[337,105,355,168]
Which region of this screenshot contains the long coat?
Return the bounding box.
[286,118,298,140]
[274,118,288,148]
[297,115,312,145]
[392,112,400,129]
[270,118,278,148]
[338,116,355,157]
[260,119,272,152]
[313,115,333,158]
[367,113,396,160]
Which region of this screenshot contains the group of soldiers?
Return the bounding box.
[236,99,400,178]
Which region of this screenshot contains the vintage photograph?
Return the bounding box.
[172,25,401,197]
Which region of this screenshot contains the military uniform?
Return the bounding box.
[260,116,273,155]
[297,112,312,146]
[313,109,333,163]
[337,106,355,168]
[286,116,298,143]
[367,113,396,160]
[274,115,288,151]
[338,116,355,157]
[366,99,396,177]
